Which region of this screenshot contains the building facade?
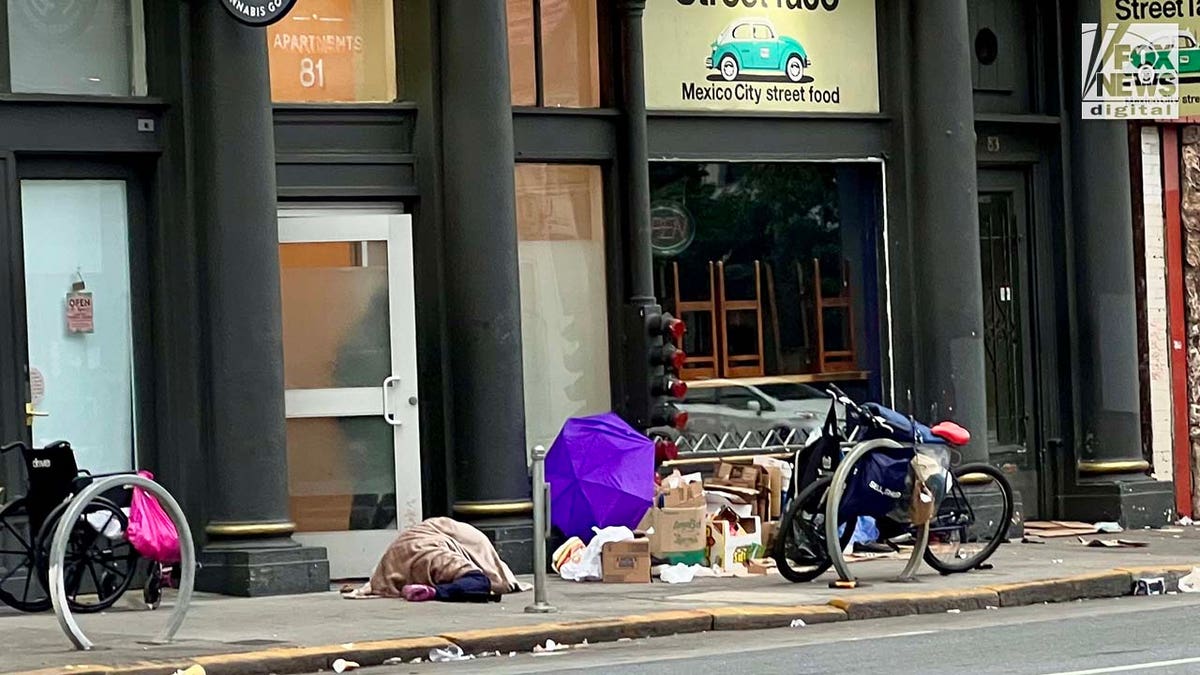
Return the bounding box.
[0,0,1173,596]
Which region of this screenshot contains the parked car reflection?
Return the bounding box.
[676,378,838,450]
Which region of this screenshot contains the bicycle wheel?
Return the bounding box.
[0,498,51,612]
[923,463,1013,575]
[36,497,138,613]
[773,477,856,583]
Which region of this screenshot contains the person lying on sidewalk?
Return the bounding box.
[342,517,531,603]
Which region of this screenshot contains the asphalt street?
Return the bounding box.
[367,595,1200,675]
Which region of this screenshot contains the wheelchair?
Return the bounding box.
[0,440,161,613]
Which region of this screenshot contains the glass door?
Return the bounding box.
[278,212,421,579]
[21,179,138,474]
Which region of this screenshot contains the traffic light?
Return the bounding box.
[620,304,689,432]
[646,309,688,430]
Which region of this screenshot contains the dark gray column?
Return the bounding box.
[190,1,328,595]
[910,1,989,464]
[1052,0,1172,527]
[1066,0,1144,471]
[440,1,531,529]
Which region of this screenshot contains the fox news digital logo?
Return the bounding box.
[1082,23,1179,119]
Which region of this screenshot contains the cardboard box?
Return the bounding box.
[713,462,761,489]
[641,473,707,565]
[761,520,780,552]
[765,466,783,518]
[748,558,777,575]
[707,514,763,570]
[661,480,704,509]
[643,505,707,565]
[705,489,754,518]
[602,538,651,583]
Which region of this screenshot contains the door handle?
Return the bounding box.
[382,376,401,427]
[25,402,48,426]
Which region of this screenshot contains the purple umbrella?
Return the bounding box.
[546,412,655,542]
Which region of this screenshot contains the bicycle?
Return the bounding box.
[0,440,165,613]
[773,389,1014,584]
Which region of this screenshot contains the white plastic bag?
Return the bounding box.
[658,563,696,584]
[1178,567,1200,593]
[558,526,634,582]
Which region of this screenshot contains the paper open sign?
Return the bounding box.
[66,291,94,334]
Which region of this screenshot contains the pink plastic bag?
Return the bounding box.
[127,470,181,563]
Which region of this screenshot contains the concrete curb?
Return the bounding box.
[45,563,1200,675]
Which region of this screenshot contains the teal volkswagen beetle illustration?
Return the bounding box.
[706,17,810,83]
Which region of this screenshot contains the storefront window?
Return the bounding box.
[7,0,144,96]
[649,162,885,400]
[267,0,397,103]
[506,0,600,108]
[515,164,609,448]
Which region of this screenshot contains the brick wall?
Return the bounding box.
[1141,127,1174,480]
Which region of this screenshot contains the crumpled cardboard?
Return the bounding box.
[640,472,707,565]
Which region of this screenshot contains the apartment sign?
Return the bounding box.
[643,0,879,113]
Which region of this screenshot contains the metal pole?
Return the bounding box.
[525,445,556,614]
[49,474,195,650]
[620,0,654,306]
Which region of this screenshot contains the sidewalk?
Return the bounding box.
[7,527,1200,674]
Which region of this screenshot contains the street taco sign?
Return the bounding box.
[643,0,879,113]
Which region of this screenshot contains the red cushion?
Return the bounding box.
[931,421,970,446]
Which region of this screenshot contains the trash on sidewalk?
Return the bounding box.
[707,506,763,572]
[558,526,634,582]
[789,618,806,628]
[342,517,524,601]
[547,413,655,541]
[639,471,707,565]
[1178,567,1200,593]
[332,658,361,673]
[656,563,698,584]
[533,639,570,653]
[1024,521,1103,538]
[747,558,776,575]
[1077,537,1148,549]
[1135,577,1166,595]
[602,537,651,583]
[430,645,473,662]
[170,666,205,675]
[706,461,784,520]
[1094,521,1123,534]
[552,536,586,573]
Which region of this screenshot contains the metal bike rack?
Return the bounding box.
[48,474,196,651]
[824,438,929,585]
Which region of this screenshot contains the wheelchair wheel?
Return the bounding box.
[773,477,856,583]
[0,498,51,612]
[36,497,137,613]
[923,463,1014,575]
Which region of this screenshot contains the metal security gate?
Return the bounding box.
[978,170,1039,517]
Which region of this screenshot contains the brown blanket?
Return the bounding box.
[356,517,522,598]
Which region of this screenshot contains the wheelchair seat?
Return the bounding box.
[930,422,970,446]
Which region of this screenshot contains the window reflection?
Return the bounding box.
[515,164,609,449]
[8,0,139,96]
[507,0,600,108]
